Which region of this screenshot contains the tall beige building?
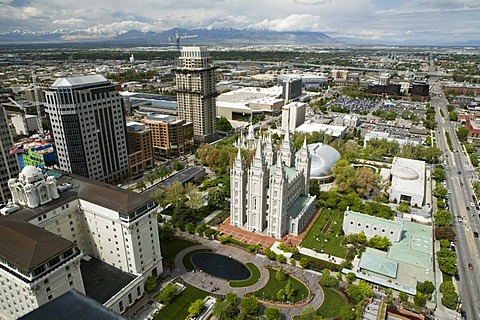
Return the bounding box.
[174,46,217,143]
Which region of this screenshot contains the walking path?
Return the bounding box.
[174,231,325,319]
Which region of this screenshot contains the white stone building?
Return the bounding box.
[281,102,306,132]
[230,131,316,238]
[389,157,426,207]
[342,210,403,242]
[0,166,162,319]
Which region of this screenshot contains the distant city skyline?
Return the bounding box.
[0,0,478,45]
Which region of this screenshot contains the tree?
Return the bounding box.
[398,292,409,302]
[434,209,452,226]
[346,285,364,304]
[345,272,356,283]
[413,292,427,307]
[185,222,196,234]
[299,257,308,268]
[264,307,280,320]
[239,296,259,315]
[432,165,446,181]
[417,281,435,295]
[435,226,456,241]
[456,126,468,142]
[339,306,356,320]
[171,202,195,228]
[276,254,287,263]
[432,184,448,198]
[333,159,356,193]
[188,299,205,318]
[163,181,185,207]
[297,306,323,320]
[144,275,157,292]
[367,235,392,251]
[276,267,287,281]
[320,269,338,287]
[354,167,379,197]
[158,283,177,304]
[217,116,233,132]
[208,187,226,208]
[442,290,458,309]
[145,172,156,186]
[397,202,410,213]
[358,280,373,298]
[264,248,276,260]
[136,180,146,191]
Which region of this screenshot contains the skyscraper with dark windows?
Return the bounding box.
[44,75,128,182]
[0,107,19,203]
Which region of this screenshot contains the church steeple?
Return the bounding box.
[295,136,311,196]
[280,130,294,167]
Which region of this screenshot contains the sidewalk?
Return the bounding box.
[174,231,325,319]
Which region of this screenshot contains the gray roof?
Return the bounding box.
[19,290,126,320]
[50,74,109,89]
[359,248,398,278]
[307,143,341,178]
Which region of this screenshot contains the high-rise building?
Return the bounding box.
[44,75,128,182]
[174,46,217,142]
[143,114,193,158]
[281,102,306,132]
[0,107,19,203]
[126,122,154,177]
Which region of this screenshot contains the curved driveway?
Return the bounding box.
[173,232,324,319]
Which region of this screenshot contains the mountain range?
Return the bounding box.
[0,27,337,46]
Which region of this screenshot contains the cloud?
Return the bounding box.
[52,18,86,26]
[293,0,332,4]
[250,14,330,32]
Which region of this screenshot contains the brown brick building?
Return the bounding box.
[126,122,154,177]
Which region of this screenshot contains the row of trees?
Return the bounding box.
[361,138,442,164]
[212,292,280,320]
[333,160,381,198]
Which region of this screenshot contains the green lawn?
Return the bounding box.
[154,284,208,320]
[230,263,261,288]
[300,208,349,258]
[160,237,198,265]
[316,287,346,318]
[182,249,212,271]
[253,268,310,303]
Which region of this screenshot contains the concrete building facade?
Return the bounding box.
[44,75,128,182]
[281,102,306,132]
[174,46,217,142]
[0,107,19,204]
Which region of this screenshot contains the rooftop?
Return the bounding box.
[390,157,425,198]
[19,290,126,320]
[80,257,137,304]
[344,210,400,227]
[359,248,398,278]
[287,196,313,219]
[388,221,432,269]
[50,74,109,89]
[0,219,75,273]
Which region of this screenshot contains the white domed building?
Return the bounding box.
[8,165,59,208]
[388,157,426,207]
[307,143,342,183]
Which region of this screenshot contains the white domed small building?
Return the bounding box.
[307,143,342,183]
[8,165,59,208]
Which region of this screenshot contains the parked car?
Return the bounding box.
[474,231,479,238]
[468,263,474,270]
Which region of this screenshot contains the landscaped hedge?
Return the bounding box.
[218,235,262,253]
[293,253,342,272]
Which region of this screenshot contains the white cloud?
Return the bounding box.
[293,0,332,5]
[250,14,330,32]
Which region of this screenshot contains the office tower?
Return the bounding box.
[0,107,19,203]
[174,46,217,143]
[281,102,307,132]
[44,75,128,182]
[143,114,193,158]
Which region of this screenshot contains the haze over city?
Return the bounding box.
[0,0,479,45]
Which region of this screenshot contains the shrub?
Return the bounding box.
[276,254,287,264]
[144,275,157,292]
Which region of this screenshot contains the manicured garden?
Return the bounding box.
[230,263,261,288]
[160,236,197,265]
[301,208,349,258]
[316,287,347,318]
[154,284,208,320]
[182,249,212,271]
[253,268,309,303]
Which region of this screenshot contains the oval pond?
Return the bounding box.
[191,252,251,281]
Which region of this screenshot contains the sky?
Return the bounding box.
[0,0,479,45]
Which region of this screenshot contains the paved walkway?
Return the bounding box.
[174,231,325,319]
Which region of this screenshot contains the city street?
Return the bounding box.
[432,81,480,319]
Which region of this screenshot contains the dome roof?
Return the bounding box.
[21,166,40,179]
[307,143,341,179]
[390,166,419,180]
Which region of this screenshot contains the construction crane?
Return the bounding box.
[7,97,29,135]
[169,30,198,53]
[31,72,44,139]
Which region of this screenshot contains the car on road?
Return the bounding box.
[468,263,474,270]
[461,182,464,186]
[454,273,460,281]
[470,202,475,207]
[474,231,479,238]
[458,170,461,174]
[448,189,452,194]
[466,206,470,211]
